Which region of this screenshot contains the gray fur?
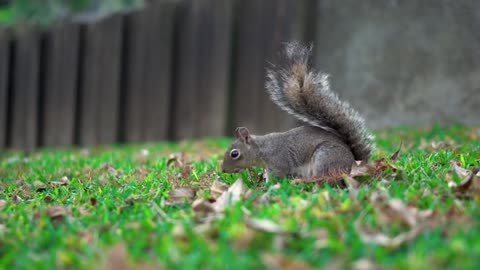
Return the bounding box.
[265,42,374,161]
[222,42,375,180]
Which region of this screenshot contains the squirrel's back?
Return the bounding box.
[265,42,374,161]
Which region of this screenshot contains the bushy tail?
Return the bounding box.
[265,42,374,160]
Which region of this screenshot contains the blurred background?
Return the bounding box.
[0,0,479,151]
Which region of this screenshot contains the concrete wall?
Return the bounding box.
[314,0,480,128]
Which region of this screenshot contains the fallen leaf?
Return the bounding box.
[169,188,196,204]
[0,199,6,211]
[104,244,129,270]
[448,160,480,194]
[245,218,289,235]
[262,253,314,270]
[355,190,437,249]
[12,195,23,203]
[43,195,54,203]
[390,142,402,162]
[34,206,71,225]
[136,149,150,163]
[48,176,71,188]
[312,228,329,249]
[90,197,98,206]
[352,258,380,270]
[192,198,216,214]
[355,221,426,248]
[370,191,417,227]
[167,153,184,168]
[34,180,47,192]
[210,179,229,199]
[212,178,246,213]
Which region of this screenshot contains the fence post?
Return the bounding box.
[41,22,80,148]
[230,0,307,135]
[171,0,233,140]
[77,13,124,146]
[0,26,9,150]
[122,1,176,143]
[10,27,41,151]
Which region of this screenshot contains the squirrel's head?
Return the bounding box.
[221,127,259,174]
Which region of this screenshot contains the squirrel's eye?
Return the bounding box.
[230,149,240,160]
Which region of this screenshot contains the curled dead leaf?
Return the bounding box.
[371,191,417,227]
[34,206,71,225]
[34,180,47,192]
[212,178,246,213]
[104,244,129,270]
[210,179,229,199]
[448,160,480,194]
[90,197,98,206]
[136,149,150,163]
[390,142,402,162]
[192,198,216,214]
[262,253,314,270]
[352,258,380,270]
[0,199,6,211]
[245,218,290,235]
[356,190,437,248]
[43,195,54,203]
[169,188,196,204]
[48,176,70,188]
[167,153,184,168]
[355,221,426,249]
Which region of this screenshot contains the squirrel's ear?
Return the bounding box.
[235,127,251,144]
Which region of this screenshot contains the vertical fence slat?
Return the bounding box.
[10,28,41,151]
[78,14,123,146]
[0,27,9,149]
[123,1,176,143]
[42,22,80,147]
[172,0,233,140]
[231,0,306,134]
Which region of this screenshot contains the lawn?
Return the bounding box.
[0,125,479,269]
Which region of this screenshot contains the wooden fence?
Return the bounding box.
[0,0,316,151]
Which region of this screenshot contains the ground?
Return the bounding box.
[0,125,479,269]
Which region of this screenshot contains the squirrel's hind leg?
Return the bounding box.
[310,141,355,179]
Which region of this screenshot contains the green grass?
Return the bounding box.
[0,125,480,269]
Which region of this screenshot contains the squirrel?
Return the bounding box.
[221,42,374,182]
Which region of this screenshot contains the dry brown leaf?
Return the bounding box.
[48,176,71,188]
[34,180,47,192]
[356,190,437,248]
[0,199,6,211]
[262,253,314,270]
[12,195,23,203]
[355,222,426,248]
[212,178,246,213]
[104,244,129,270]
[419,138,461,152]
[245,218,289,235]
[90,197,98,206]
[371,191,417,227]
[136,149,150,163]
[169,188,196,204]
[81,232,95,244]
[390,142,402,162]
[451,160,472,178]
[448,160,480,194]
[192,198,216,214]
[34,206,71,225]
[351,258,380,270]
[167,153,184,168]
[43,195,54,203]
[210,179,229,199]
[312,228,329,249]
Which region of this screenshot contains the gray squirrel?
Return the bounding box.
[222,42,374,182]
